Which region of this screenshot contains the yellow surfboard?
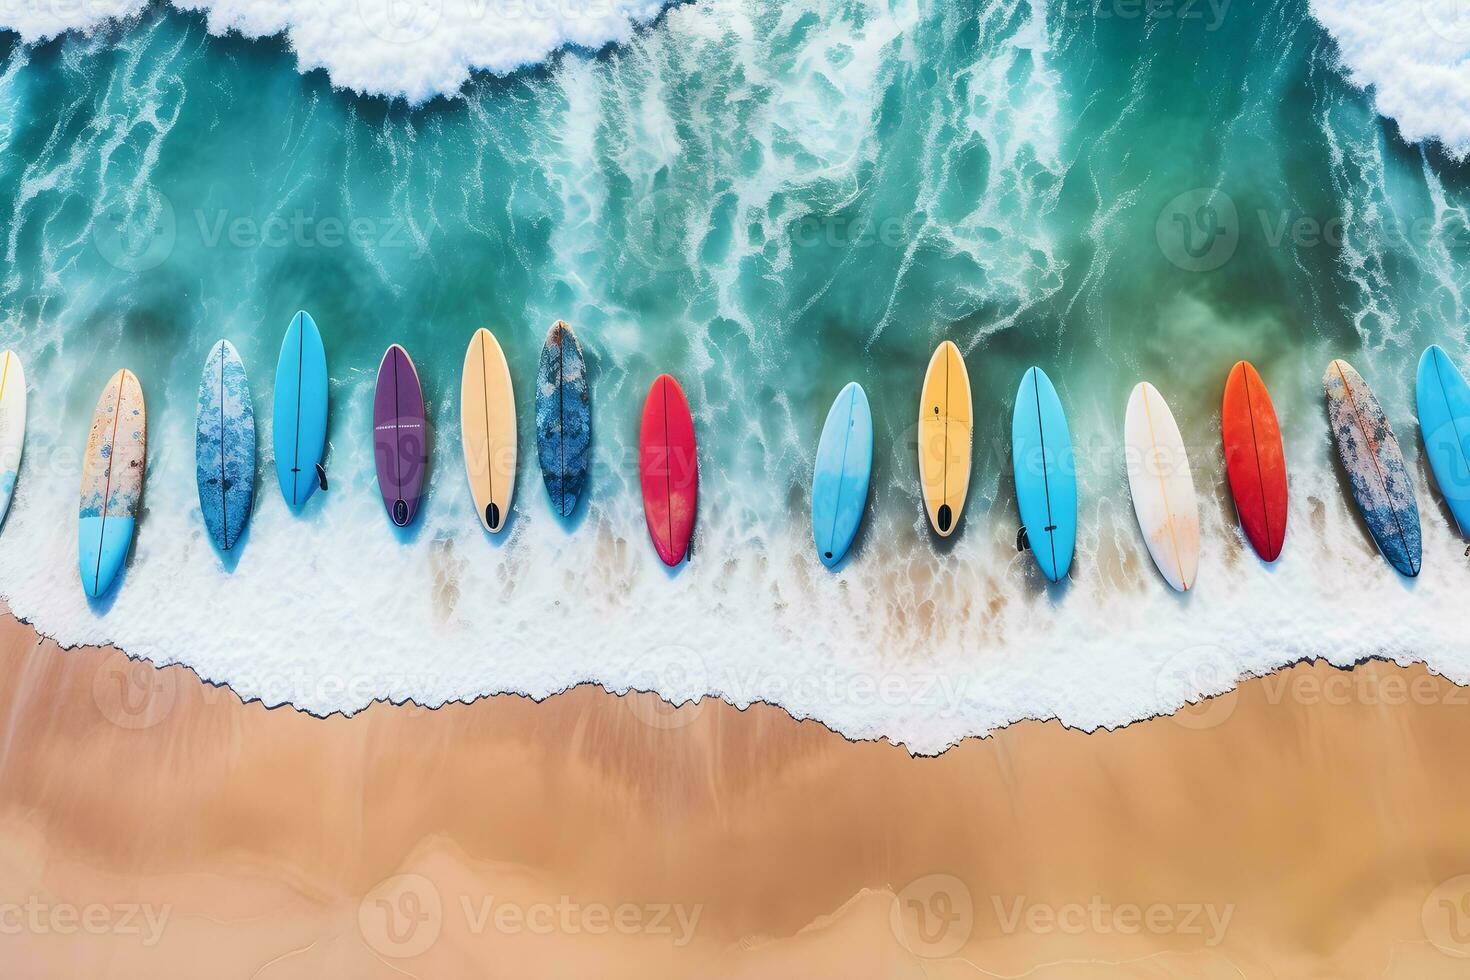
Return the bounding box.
[461,328,517,532]
[917,340,972,536]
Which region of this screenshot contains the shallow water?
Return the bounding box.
[1,0,1468,751]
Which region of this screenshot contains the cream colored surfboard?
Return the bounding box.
[0,350,25,528]
[917,340,973,536]
[1124,382,1200,592]
[461,328,517,532]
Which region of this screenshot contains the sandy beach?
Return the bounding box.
[0,609,1467,977]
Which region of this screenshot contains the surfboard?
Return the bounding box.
[1221,360,1287,562]
[1124,382,1200,592]
[917,340,972,536]
[273,310,328,508]
[461,328,516,533]
[639,374,698,566]
[374,344,429,528]
[813,382,873,568]
[1325,358,1421,576]
[0,350,25,530]
[534,321,590,518]
[195,340,256,551]
[1011,366,1076,582]
[1415,344,1470,536]
[79,369,146,598]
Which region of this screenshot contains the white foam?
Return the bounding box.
[1310,0,1470,157]
[0,0,672,102]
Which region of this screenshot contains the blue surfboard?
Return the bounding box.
[1416,344,1470,536]
[812,382,873,568]
[535,321,591,518]
[1012,367,1077,582]
[273,311,328,508]
[196,340,256,551]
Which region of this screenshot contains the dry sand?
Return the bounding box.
[2,609,1470,978]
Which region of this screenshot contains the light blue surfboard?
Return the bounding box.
[196,340,256,550]
[273,311,328,508]
[812,382,873,568]
[1416,344,1470,535]
[1012,367,1077,582]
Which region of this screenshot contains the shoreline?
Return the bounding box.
[2,613,1470,975]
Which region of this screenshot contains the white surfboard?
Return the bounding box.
[0,350,25,529]
[1124,382,1199,592]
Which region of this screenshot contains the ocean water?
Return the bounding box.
[1,0,1469,753]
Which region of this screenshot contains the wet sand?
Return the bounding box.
[2,610,1470,978]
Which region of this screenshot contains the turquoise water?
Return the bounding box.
[1,0,1469,750]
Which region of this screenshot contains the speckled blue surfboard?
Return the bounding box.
[195,339,256,551]
[1324,359,1421,577]
[534,321,590,518]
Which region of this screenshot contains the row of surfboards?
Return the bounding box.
[1,330,1467,598]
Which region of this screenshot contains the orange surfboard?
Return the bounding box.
[1221,361,1287,562]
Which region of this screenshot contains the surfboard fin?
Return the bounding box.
[316,464,328,491]
[486,503,501,531]
[1016,527,1030,552]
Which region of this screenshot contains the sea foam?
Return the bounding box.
[1310,0,1470,157]
[0,0,672,101]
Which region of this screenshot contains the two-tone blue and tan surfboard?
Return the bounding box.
[79,370,147,597]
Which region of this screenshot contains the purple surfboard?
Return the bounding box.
[373,344,429,527]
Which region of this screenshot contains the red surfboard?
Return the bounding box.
[639,374,698,566]
[1222,360,1288,561]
